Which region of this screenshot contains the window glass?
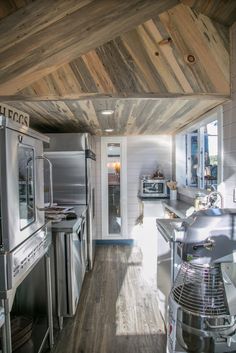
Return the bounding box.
[185,120,218,190]
[18,146,35,229]
[107,143,121,234]
[204,121,218,190]
[186,132,198,187]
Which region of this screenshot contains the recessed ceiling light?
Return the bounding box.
[105,129,114,132]
[101,110,114,115]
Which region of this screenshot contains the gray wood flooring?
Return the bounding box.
[51,245,166,353]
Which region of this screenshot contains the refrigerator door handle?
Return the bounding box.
[36,155,54,209]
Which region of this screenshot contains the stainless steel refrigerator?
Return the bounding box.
[44,133,96,269]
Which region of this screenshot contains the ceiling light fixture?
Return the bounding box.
[101,110,114,115]
[105,129,114,132]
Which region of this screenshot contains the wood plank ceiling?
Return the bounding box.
[0,0,234,135]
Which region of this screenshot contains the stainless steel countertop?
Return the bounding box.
[51,205,87,233]
[162,199,194,218]
[156,218,187,242]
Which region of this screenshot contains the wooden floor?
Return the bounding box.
[50,245,166,353]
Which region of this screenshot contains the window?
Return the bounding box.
[176,108,222,191]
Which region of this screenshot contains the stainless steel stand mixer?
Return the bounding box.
[168,208,236,353]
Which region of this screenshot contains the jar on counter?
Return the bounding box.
[194,192,207,211]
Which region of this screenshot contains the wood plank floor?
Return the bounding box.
[51,245,166,353]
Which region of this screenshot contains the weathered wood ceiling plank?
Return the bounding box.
[181,0,236,26]
[0,0,178,95]
[159,4,230,92]
[0,0,32,19]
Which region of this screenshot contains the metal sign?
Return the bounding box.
[0,103,30,127]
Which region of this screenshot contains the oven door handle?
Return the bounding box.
[36,155,54,209]
[76,227,82,242]
[81,217,86,240]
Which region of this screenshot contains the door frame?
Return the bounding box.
[101,136,128,239]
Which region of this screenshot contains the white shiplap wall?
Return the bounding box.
[127,136,172,237]
[222,23,236,208]
[95,135,172,239]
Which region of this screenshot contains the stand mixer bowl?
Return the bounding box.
[172,262,236,353]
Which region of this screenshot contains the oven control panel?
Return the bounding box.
[11,226,51,289]
[7,225,51,290]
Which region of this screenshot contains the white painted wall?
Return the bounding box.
[95,135,172,239]
[222,23,236,208]
[127,135,172,237]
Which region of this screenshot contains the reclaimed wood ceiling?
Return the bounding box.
[4,3,230,99]
[0,1,233,135]
[7,98,225,135]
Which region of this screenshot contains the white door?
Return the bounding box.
[101,137,127,239]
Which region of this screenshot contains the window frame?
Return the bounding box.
[101,136,128,239]
[175,106,223,195]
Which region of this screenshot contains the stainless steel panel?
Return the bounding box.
[81,216,88,270]
[0,115,49,143]
[52,221,85,320]
[67,231,83,316]
[45,133,95,152]
[86,158,96,269]
[44,152,86,205]
[0,307,4,328]
[1,128,45,252]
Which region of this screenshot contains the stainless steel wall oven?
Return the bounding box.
[0,116,54,353]
[0,116,49,252]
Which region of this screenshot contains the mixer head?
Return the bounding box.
[179,209,236,265]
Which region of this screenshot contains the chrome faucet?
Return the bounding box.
[207,191,224,209]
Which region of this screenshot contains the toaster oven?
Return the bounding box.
[140,179,168,198]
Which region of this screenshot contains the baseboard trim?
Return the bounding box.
[95,239,136,246]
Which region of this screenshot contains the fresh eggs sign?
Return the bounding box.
[0,103,30,127]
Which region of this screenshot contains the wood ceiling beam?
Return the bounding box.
[0,0,179,95]
[0,92,230,102]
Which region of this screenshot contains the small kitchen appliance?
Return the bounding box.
[168,208,236,353]
[140,177,168,198]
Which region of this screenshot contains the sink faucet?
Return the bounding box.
[207,191,224,209]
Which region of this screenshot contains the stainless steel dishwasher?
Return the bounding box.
[51,207,87,329]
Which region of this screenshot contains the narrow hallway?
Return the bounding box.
[51,245,166,353]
